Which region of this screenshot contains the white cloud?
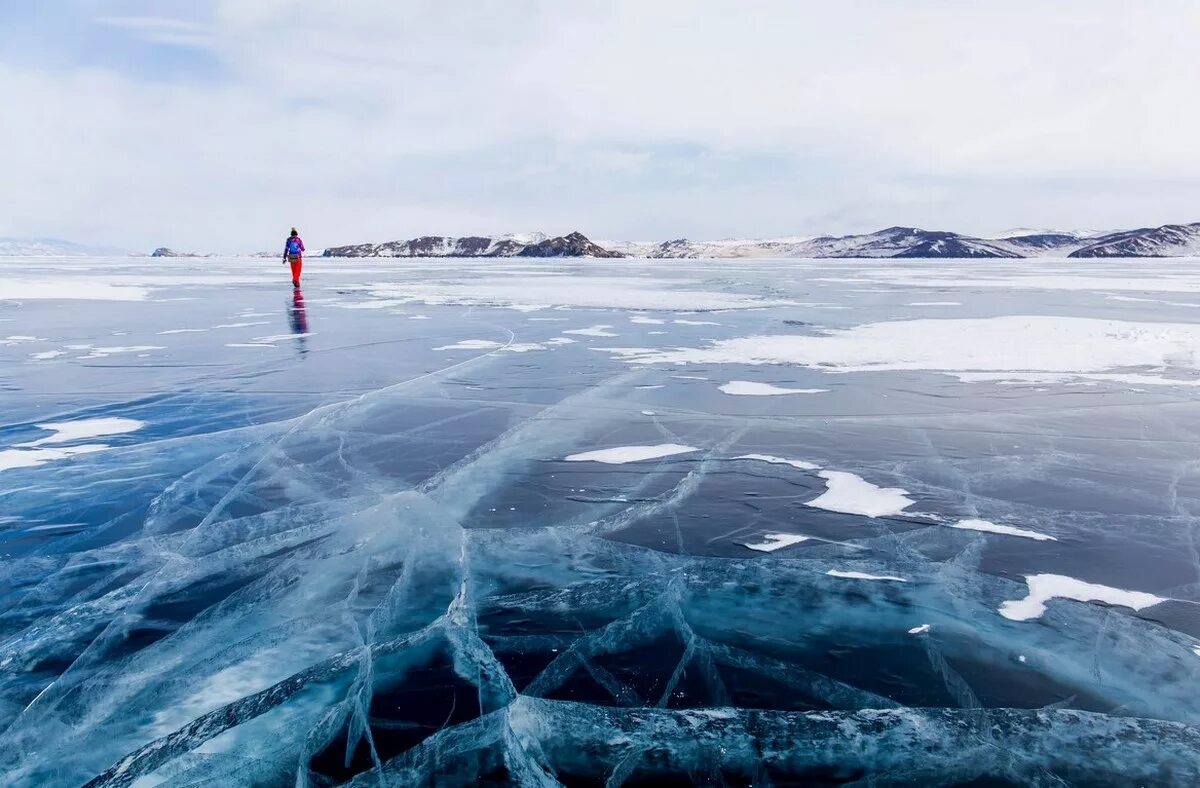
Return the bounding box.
[2,0,1200,251]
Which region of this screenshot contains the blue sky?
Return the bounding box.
[3,1,1200,252]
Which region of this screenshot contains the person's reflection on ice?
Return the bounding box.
[287,288,310,357]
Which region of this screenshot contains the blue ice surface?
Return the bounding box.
[1,255,1199,786]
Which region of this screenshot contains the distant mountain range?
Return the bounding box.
[323,222,1200,259]
[322,231,620,259]
[0,237,129,257]
[7,221,1200,259]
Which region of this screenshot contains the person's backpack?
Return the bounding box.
[286,237,302,255]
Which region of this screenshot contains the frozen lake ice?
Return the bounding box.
[2,254,1200,785]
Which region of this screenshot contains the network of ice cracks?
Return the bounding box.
[3,359,1200,786]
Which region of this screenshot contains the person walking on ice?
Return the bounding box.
[283,227,305,288]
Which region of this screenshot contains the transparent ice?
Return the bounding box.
[1,256,1199,786]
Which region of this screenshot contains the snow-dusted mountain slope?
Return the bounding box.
[610,228,1026,259]
[602,237,820,258]
[0,237,128,256]
[321,232,623,258]
[1068,223,1200,257]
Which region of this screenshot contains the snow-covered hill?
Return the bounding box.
[609,228,1027,259]
[602,237,819,258]
[322,232,621,258]
[1068,223,1200,257]
[0,237,128,256]
[606,223,1200,259]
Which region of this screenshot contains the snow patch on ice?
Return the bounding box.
[0,279,150,301]
[601,316,1200,387]
[72,345,164,359]
[806,471,915,518]
[719,380,828,396]
[0,417,145,473]
[563,325,618,337]
[563,444,698,464]
[949,518,1056,541]
[434,339,545,353]
[827,570,908,582]
[907,301,961,306]
[740,533,809,552]
[18,417,145,446]
[362,276,786,312]
[252,333,314,343]
[734,454,820,471]
[630,316,665,324]
[0,445,108,472]
[956,371,1200,388]
[999,574,1168,622]
[817,272,1200,294]
[674,319,721,326]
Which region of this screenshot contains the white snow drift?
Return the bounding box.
[362,276,789,312]
[949,518,1055,541]
[740,533,809,552]
[600,316,1200,386]
[805,470,915,518]
[999,574,1167,622]
[733,454,820,471]
[826,570,908,582]
[0,417,145,473]
[719,381,828,396]
[563,444,699,464]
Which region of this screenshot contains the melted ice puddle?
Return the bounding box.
[564,444,698,464]
[719,381,828,396]
[806,471,915,518]
[999,574,1168,622]
[740,533,809,552]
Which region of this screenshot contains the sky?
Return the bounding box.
[2,1,1200,253]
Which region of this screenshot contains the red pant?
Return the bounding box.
[288,256,303,284]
